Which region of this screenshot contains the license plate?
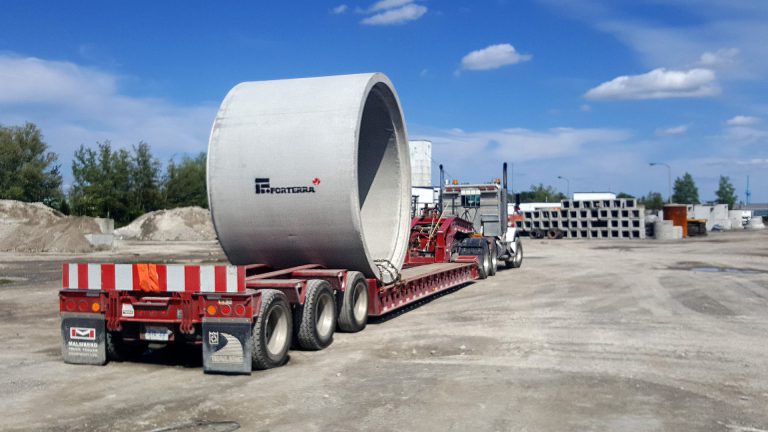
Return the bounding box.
[144,327,171,341]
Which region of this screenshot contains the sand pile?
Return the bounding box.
[0,200,102,252]
[115,207,216,241]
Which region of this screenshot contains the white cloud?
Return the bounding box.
[422,126,631,163]
[460,44,532,71]
[0,55,215,168]
[698,48,740,68]
[579,104,591,112]
[370,0,413,12]
[361,3,427,25]
[585,68,720,101]
[656,124,689,137]
[726,115,759,126]
[332,4,348,14]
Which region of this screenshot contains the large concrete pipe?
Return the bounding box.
[207,73,412,283]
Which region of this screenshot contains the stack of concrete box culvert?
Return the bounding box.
[517,198,646,240]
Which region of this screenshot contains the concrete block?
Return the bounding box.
[85,233,114,247]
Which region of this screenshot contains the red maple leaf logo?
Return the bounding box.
[312,177,321,186]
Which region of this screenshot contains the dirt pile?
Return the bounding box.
[115,207,216,241]
[0,200,102,252]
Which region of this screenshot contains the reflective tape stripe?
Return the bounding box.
[115,265,133,291]
[226,266,239,293]
[87,264,101,290]
[77,263,88,289]
[200,266,215,293]
[166,265,185,292]
[68,264,78,289]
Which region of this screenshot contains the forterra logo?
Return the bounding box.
[254,177,319,195]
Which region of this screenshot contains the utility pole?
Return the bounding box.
[649,162,671,203]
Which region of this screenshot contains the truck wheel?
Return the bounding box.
[252,289,292,370]
[106,331,128,362]
[488,240,498,276]
[506,237,524,269]
[337,271,368,333]
[106,331,145,362]
[293,280,336,350]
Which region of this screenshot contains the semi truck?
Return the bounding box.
[409,163,523,278]
[59,169,524,376]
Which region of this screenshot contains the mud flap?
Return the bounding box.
[61,314,106,365]
[202,318,252,375]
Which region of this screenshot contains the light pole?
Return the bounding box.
[649,162,671,203]
[557,175,570,198]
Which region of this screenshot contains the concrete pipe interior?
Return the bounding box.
[358,83,404,267]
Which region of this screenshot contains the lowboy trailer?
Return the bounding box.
[60,258,479,375]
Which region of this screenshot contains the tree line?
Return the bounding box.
[0,122,207,226]
[515,172,738,211]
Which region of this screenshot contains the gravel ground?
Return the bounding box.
[1,231,767,431]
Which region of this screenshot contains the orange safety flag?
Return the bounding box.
[137,264,160,292]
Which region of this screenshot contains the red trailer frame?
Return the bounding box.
[59,257,478,374]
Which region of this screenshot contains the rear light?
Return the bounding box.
[91,302,100,312]
[66,300,76,311]
[207,305,217,315]
[221,305,231,316]
[78,301,88,312]
[235,305,245,316]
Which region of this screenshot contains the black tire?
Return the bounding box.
[106,331,127,362]
[252,289,292,370]
[337,271,369,333]
[506,237,524,269]
[488,240,498,276]
[106,331,145,362]
[293,280,336,350]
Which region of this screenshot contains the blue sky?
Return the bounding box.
[0,0,766,202]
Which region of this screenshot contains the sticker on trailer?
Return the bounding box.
[121,303,134,317]
[69,327,96,341]
[209,332,244,364]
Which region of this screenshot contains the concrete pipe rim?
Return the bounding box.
[353,75,411,283]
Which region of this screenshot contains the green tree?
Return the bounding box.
[70,141,133,225]
[519,183,566,203]
[671,172,700,204]
[639,191,664,211]
[715,175,737,209]
[163,153,207,208]
[0,123,65,209]
[130,141,162,218]
[616,192,635,199]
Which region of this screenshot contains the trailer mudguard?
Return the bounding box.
[61,313,107,365]
[202,318,253,375]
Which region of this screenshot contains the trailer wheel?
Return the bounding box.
[506,237,524,269]
[488,240,498,276]
[293,280,336,350]
[252,289,292,370]
[337,271,368,333]
[106,331,145,362]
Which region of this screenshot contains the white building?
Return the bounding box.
[409,140,432,187]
